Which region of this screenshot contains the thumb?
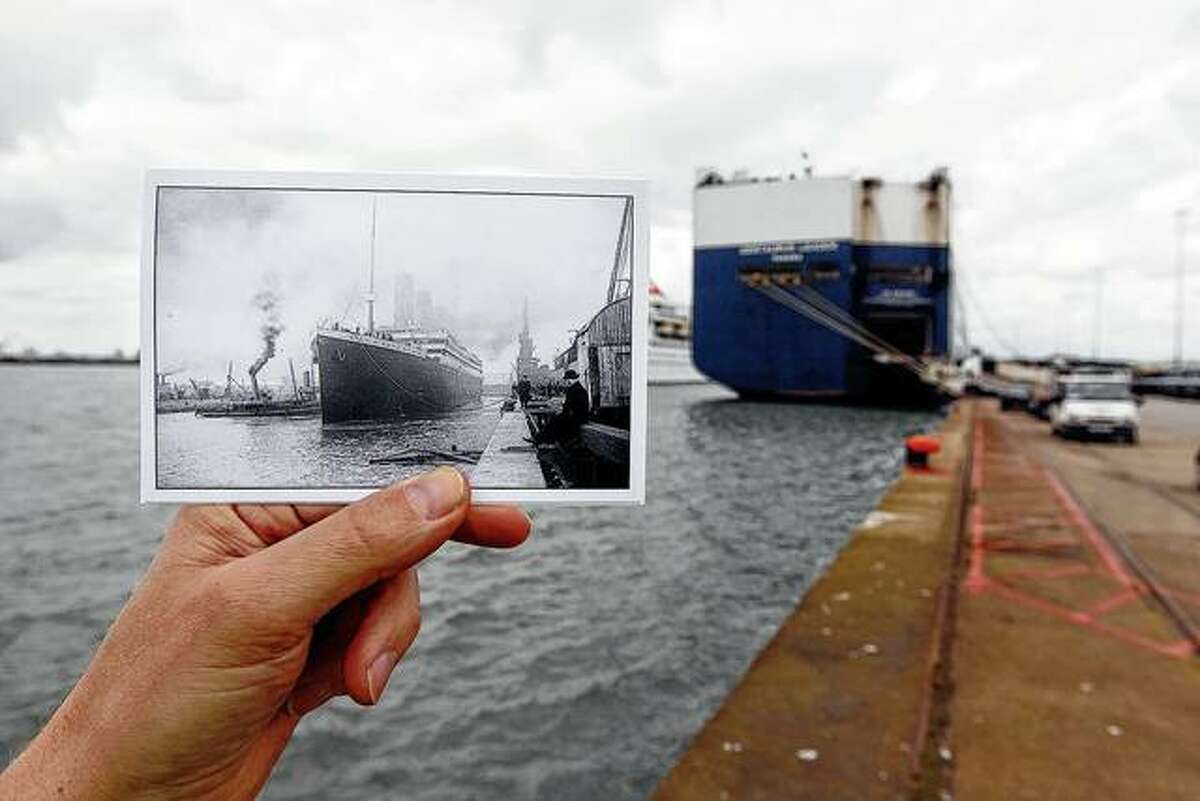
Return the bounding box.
[227,468,468,624]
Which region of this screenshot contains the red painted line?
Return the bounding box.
[1087,621,1195,659]
[964,425,988,594]
[970,423,985,492]
[964,411,1196,660]
[1088,588,1142,616]
[988,580,1091,624]
[1044,470,1136,589]
[988,581,1191,659]
[965,505,990,594]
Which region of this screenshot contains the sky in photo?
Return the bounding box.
[2,0,1200,360]
[154,186,627,384]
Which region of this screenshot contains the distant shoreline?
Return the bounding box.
[0,357,138,367]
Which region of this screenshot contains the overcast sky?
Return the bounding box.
[3,0,1199,361]
[155,187,625,384]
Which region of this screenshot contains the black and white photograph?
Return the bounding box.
[140,172,648,503]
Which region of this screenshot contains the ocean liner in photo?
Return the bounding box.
[315,326,482,424]
[314,201,483,424]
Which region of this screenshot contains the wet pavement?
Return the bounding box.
[654,398,1200,801]
[953,399,1200,801]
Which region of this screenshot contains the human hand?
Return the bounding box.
[0,468,530,801]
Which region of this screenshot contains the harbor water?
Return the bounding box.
[158,401,505,489]
[0,365,939,799]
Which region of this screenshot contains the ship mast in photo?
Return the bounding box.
[313,197,484,424]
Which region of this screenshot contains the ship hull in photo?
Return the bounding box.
[315,330,482,424]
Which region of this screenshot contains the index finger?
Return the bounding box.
[237,503,529,549]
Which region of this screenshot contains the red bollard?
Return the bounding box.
[905,435,940,470]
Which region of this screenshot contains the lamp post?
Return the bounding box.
[1092,266,1105,360]
[1175,208,1189,365]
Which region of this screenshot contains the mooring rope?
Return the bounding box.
[748,281,928,378]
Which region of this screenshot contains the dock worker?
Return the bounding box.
[533,369,588,445]
[563,369,588,424]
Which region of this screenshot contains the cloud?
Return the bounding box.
[2,0,1200,361]
[0,201,65,260]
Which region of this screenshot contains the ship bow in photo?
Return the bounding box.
[315,328,483,423]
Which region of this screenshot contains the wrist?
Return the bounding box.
[1,686,129,801]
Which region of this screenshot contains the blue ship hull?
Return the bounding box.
[693,239,951,405]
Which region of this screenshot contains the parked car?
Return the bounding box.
[997,383,1030,412]
[1050,372,1139,443]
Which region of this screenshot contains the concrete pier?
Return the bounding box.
[654,403,973,801]
[654,398,1200,800]
[469,409,546,489]
[951,399,1200,801]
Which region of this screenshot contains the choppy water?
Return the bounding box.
[0,365,940,799]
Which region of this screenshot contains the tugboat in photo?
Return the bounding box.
[314,199,483,424]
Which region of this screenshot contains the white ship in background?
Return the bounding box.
[649,282,709,385]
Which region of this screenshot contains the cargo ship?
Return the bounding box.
[692,168,952,405]
[314,199,483,424]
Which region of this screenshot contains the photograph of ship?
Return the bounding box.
[313,202,484,425]
[142,171,648,502]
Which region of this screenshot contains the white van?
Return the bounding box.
[1050,372,1139,444]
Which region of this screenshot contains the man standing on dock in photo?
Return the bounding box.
[534,369,589,445]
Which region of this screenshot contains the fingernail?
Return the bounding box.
[367,650,399,703]
[403,468,465,520]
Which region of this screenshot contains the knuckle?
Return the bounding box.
[167,505,207,543]
[174,504,224,532]
[337,504,386,563]
[167,505,239,554]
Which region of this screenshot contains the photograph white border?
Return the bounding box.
[139,169,649,505]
